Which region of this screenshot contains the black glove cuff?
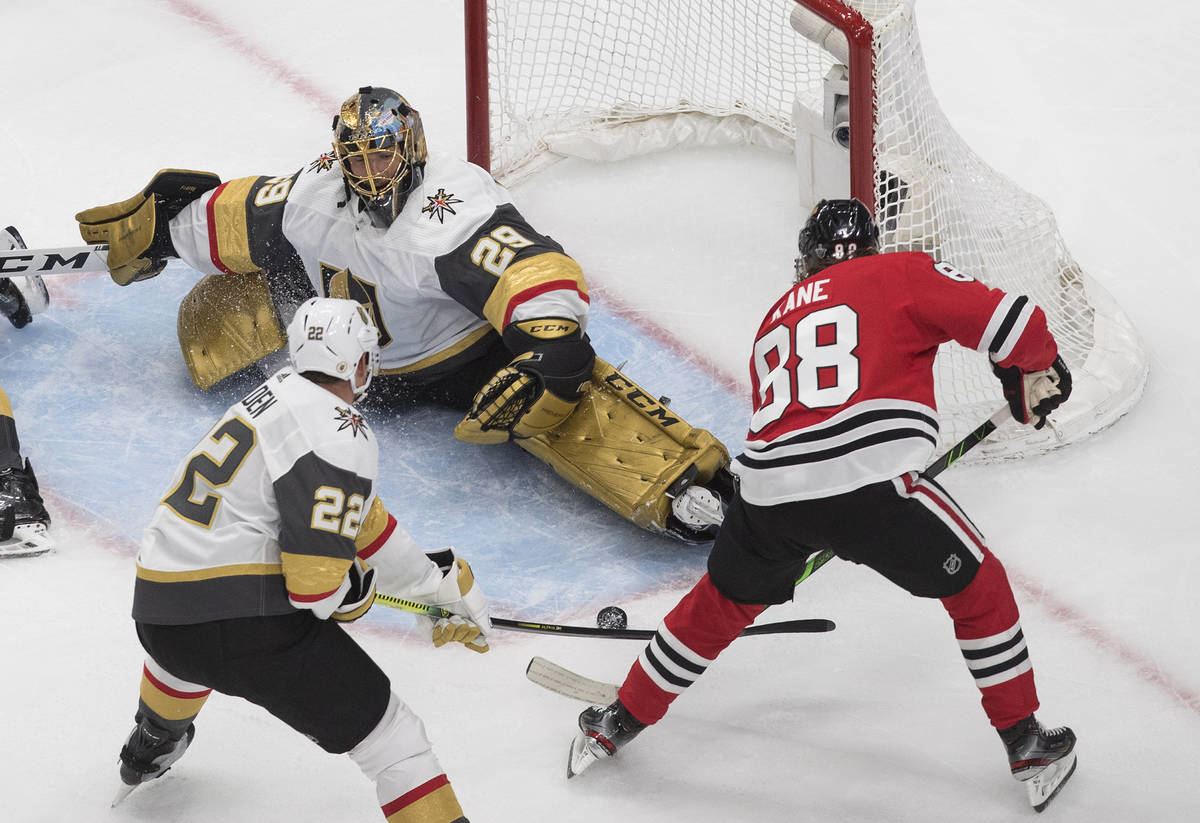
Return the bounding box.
[502,321,595,400]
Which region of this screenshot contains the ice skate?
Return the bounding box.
[0,458,52,558]
[664,467,732,543]
[1000,714,1077,812]
[113,715,196,805]
[567,700,645,778]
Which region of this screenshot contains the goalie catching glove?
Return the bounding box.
[413,548,492,653]
[993,354,1073,429]
[75,169,221,285]
[454,319,595,444]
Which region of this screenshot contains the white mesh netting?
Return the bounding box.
[477,0,1147,460]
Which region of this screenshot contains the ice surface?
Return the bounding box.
[1,1,1197,821]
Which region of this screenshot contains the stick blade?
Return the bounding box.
[526,656,618,705]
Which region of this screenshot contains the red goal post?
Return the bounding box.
[463,0,1147,461]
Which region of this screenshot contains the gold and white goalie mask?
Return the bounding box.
[332,86,428,229]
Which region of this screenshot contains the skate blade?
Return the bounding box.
[566,733,605,779]
[111,782,137,807]
[0,523,54,558]
[1028,751,1077,812]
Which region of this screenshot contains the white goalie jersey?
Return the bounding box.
[133,368,443,625]
[167,151,591,381]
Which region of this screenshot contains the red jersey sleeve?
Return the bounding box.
[897,255,1058,371]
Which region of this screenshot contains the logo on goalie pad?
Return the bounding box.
[602,372,680,428]
[943,553,962,575]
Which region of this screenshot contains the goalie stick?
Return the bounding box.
[0,243,109,277]
[374,593,834,638]
[526,405,1014,703]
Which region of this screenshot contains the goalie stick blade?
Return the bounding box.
[527,656,619,705]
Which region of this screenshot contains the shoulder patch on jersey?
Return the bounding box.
[308,152,337,174]
[421,187,463,223]
[334,406,370,439]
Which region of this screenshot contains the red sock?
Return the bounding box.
[618,574,765,724]
[941,549,1039,729]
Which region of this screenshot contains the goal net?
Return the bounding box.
[465,0,1147,460]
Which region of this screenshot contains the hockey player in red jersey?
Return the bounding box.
[566,200,1078,812]
[114,298,485,822]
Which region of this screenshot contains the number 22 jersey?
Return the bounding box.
[732,252,1058,505]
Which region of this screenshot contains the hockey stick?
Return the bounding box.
[526,407,1015,703]
[0,243,110,277]
[791,405,1012,586]
[374,592,835,638]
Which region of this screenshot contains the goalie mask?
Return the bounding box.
[333,86,428,229]
[287,297,381,399]
[795,198,879,281]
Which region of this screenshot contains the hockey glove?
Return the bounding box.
[454,319,595,444]
[332,557,377,623]
[993,354,1073,430]
[415,549,492,653]
[76,169,221,285]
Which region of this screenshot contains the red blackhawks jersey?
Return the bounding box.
[732,252,1058,505]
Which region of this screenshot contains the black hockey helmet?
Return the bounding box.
[795,198,879,280]
[332,86,428,229]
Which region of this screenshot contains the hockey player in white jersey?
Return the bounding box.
[75,86,731,543]
[115,297,487,823]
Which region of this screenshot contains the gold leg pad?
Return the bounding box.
[177,272,286,390]
[516,358,730,532]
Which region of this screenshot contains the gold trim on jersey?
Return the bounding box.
[482,252,587,331]
[280,550,354,598]
[135,562,283,583]
[209,175,262,274]
[355,497,391,552]
[377,324,495,376]
[383,780,464,823]
[0,386,12,419]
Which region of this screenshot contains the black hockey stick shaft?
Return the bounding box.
[793,405,1011,586]
[374,593,834,638]
[923,406,1011,480]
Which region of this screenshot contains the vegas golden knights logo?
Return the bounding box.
[319,263,392,348]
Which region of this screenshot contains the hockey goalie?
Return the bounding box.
[74,86,731,543]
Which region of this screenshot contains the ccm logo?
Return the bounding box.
[603,372,680,427]
[1,251,90,273]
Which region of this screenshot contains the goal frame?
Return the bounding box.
[461,0,1148,461]
[464,0,878,200]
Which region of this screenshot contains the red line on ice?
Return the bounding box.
[164,0,340,115]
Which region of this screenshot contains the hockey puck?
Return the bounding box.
[596,605,628,630]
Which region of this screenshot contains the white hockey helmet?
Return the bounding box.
[287,297,381,398]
